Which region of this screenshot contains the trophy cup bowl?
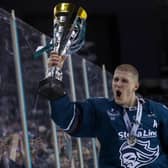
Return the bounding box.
[38,2,87,100]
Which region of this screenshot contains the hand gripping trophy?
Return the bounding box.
[34,2,87,99]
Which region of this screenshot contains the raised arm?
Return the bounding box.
[48,52,99,137]
[50,95,99,137]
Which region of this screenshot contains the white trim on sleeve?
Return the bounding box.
[63,104,76,131]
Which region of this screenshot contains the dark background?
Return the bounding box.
[1,0,168,80]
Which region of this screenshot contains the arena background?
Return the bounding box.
[1,0,168,78]
[0,0,168,167]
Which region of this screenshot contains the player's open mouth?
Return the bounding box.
[116,90,122,97]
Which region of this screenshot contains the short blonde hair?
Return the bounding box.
[114,64,139,81]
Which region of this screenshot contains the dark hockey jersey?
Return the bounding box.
[50,95,168,168]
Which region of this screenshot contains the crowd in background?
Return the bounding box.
[0,112,96,168]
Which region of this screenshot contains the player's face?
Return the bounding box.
[112,70,139,107]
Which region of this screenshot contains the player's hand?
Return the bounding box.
[48,51,66,68]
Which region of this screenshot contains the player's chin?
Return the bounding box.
[114,97,124,105]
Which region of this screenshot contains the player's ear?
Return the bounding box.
[134,82,139,91]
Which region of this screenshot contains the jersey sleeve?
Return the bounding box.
[50,95,100,137]
[157,103,168,154]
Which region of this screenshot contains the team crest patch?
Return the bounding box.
[106,108,120,120]
[119,139,159,168]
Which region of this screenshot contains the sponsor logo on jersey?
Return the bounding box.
[119,139,159,168]
[118,129,157,140]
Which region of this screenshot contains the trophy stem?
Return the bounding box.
[48,67,63,81]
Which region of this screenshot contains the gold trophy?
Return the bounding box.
[35,3,87,99]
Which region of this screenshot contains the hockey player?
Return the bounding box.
[47,52,168,168]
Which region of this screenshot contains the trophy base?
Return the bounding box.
[38,76,66,100]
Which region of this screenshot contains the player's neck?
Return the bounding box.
[123,95,137,109]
